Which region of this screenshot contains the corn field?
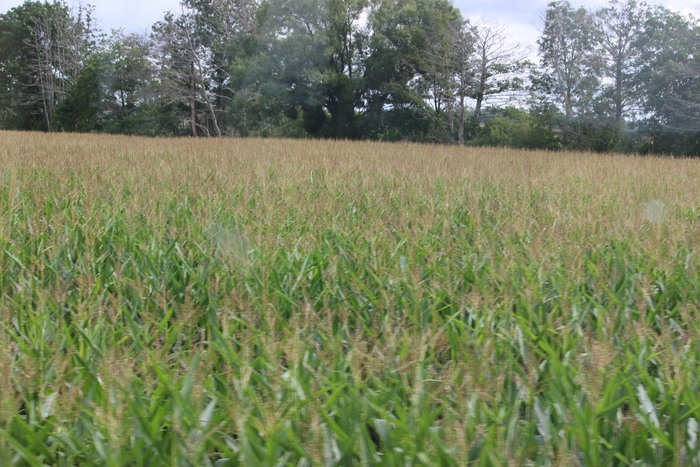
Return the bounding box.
[1,131,700,465]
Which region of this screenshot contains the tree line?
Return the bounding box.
[0,0,698,155]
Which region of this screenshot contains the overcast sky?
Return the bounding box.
[1,0,698,48]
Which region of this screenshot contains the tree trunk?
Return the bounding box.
[474,94,484,124]
[459,94,465,145]
[614,69,623,127]
[190,64,197,137]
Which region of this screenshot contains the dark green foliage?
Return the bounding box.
[0,1,70,131]
[54,57,109,132]
[0,1,98,131]
[472,107,561,150]
[0,0,698,154]
[362,0,463,139]
[629,128,700,157]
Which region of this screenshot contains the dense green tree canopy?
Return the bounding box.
[0,0,698,155]
[0,1,97,131]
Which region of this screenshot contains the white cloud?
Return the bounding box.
[664,0,700,17]
[89,0,176,34]
[1,0,178,33]
[455,0,698,60]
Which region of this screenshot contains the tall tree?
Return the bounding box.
[536,1,602,120]
[595,0,647,127]
[638,6,699,132]
[630,6,699,155]
[363,0,463,140]
[469,21,530,125]
[421,16,475,144]
[54,54,110,132]
[26,2,98,131]
[107,31,153,113]
[246,0,369,138]
[100,30,160,134]
[153,11,221,136]
[152,0,258,136]
[0,1,98,131]
[444,20,476,145]
[182,0,258,130]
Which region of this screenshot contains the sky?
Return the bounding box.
[456,0,698,51]
[1,0,698,48]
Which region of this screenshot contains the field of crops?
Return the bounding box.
[1,130,699,465]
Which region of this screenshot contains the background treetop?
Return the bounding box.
[0,0,698,155]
